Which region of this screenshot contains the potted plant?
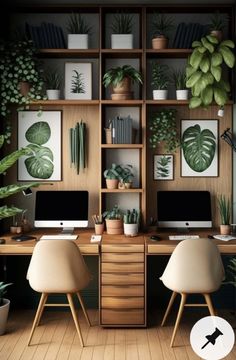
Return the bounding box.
[151,62,170,100]
[103,64,143,100]
[103,163,121,189]
[172,69,188,100]
[123,209,140,236]
[0,39,45,119]
[151,13,174,49]
[110,12,134,49]
[66,12,93,49]
[149,108,179,153]
[0,282,13,335]
[117,164,134,189]
[208,11,228,42]
[218,195,231,235]
[44,68,62,100]
[103,205,123,235]
[186,34,235,114]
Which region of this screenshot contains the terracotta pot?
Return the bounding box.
[106,219,123,235]
[95,223,104,235]
[220,224,231,235]
[210,30,223,42]
[106,179,119,189]
[19,81,30,97]
[111,92,133,100]
[112,77,131,94]
[152,36,168,49]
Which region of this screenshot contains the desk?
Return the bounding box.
[0,229,236,328]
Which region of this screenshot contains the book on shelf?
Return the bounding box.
[25,22,66,49]
[111,115,133,144]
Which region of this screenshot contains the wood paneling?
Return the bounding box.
[101,285,144,296]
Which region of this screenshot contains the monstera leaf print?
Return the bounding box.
[24,144,54,179]
[182,124,216,172]
[25,121,51,145]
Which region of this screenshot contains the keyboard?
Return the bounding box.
[40,235,78,240]
[168,235,200,240]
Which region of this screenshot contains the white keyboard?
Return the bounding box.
[169,235,200,240]
[40,235,78,240]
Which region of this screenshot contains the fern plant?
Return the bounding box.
[71,70,85,94]
[111,12,133,34]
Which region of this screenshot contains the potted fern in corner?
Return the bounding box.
[66,12,93,49]
[218,195,231,235]
[110,12,134,49]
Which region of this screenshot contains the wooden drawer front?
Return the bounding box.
[102,252,144,263]
[102,273,144,285]
[101,262,144,273]
[101,285,144,297]
[101,309,144,325]
[102,244,144,253]
[101,296,144,309]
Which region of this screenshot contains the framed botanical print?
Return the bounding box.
[154,154,174,180]
[65,62,92,100]
[18,111,62,181]
[181,119,218,177]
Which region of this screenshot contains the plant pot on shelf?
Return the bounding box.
[105,219,123,235]
[152,36,168,49]
[0,299,10,335]
[111,77,133,100]
[19,81,31,97]
[68,34,89,49]
[95,223,104,235]
[105,179,119,189]
[124,223,138,237]
[46,89,60,100]
[176,90,188,100]
[220,224,231,235]
[153,90,168,100]
[210,30,223,42]
[111,34,133,49]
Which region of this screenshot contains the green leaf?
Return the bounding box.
[24,144,54,179]
[220,40,235,49]
[218,45,235,68]
[0,182,39,199]
[210,65,222,82]
[213,86,228,106]
[201,37,214,53]
[0,148,32,175]
[211,52,223,67]
[25,121,51,145]
[192,41,202,48]
[206,35,219,44]
[182,124,216,172]
[189,49,203,69]
[186,71,202,88]
[0,205,22,220]
[186,65,196,78]
[199,56,210,73]
[189,97,202,109]
[218,79,230,92]
[201,85,213,106]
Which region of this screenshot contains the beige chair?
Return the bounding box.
[160,238,225,347]
[27,240,92,347]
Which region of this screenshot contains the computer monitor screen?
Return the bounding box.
[157,190,212,229]
[34,190,89,232]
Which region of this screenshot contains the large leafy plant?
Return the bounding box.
[103,65,143,88]
[186,35,235,109]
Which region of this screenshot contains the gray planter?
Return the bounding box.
[0,298,10,335]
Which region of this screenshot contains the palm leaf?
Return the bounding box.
[0,148,32,175]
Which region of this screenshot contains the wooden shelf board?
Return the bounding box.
[146,49,192,58]
[146,100,189,105]
[101,189,143,193]
[39,49,100,58]
[101,144,143,149]
[101,100,143,105]
[101,49,143,58]
[29,100,100,106]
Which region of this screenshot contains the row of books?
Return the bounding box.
[111,116,133,144]
[173,22,208,49]
[25,22,66,49]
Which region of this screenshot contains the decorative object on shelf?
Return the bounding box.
[66,12,93,49]
[172,69,188,100]
[110,12,134,49]
[0,39,45,120]
[103,205,123,235]
[221,128,236,152]
[149,108,179,153]
[26,22,66,48]
[151,62,170,100]
[173,22,207,49]
[151,12,174,49]
[153,154,174,180]
[103,64,143,100]
[0,282,13,335]
[103,163,120,189]
[103,163,134,189]
[181,119,218,177]
[186,35,235,113]
[208,11,228,42]
[18,111,62,181]
[110,115,133,144]
[65,62,92,100]
[44,67,62,100]
[123,209,140,236]
[218,194,231,235]
[69,120,87,175]
[92,214,104,235]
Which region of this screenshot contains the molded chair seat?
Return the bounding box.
[160,238,225,347]
[27,240,92,347]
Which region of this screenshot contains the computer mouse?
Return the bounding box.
[150,235,161,241]
[0,238,5,244]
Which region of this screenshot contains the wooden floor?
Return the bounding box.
[0,309,236,360]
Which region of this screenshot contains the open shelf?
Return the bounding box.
[29,100,100,106]
[39,49,100,58]
[101,144,143,149]
[101,188,143,193]
[145,49,192,58]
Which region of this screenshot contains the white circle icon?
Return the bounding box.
[190,316,235,360]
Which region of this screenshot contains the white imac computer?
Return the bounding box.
[34,190,89,234]
[157,190,212,230]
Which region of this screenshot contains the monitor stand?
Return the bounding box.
[175,228,190,234]
[61,227,74,235]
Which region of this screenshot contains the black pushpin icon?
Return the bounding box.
[201,327,223,349]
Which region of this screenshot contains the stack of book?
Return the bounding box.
[25,22,66,49]
[111,116,133,144]
[173,23,208,48]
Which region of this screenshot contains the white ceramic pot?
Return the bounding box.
[124,223,138,237]
[153,90,168,100]
[0,299,10,335]
[68,34,89,49]
[176,89,188,100]
[46,89,60,100]
[111,34,133,49]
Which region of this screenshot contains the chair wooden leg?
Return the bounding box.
[170,293,187,347]
[77,292,91,326]
[161,291,177,326]
[204,293,215,316]
[35,293,48,327]
[27,293,47,346]
[67,293,84,347]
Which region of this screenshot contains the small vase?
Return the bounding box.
[220,224,231,235]
[106,179,119,189]
[95,223,104,235]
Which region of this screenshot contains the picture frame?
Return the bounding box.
[153,154,174,180]
[181,119,218,177]
[17,111,62,181]
[65,62,92,100]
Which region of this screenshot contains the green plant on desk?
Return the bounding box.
[218,195,231,225]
